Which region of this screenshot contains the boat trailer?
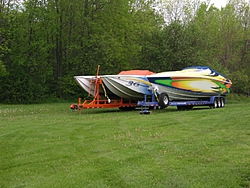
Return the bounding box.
[71,65,226,114]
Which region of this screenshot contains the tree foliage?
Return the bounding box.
[0,0,250,103]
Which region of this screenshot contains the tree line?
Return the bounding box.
[0,0,249,104]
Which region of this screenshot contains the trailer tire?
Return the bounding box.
[149,106,164,110]
[220,97,225,107]
[159,92,169,108]
[217,97,221,108]
[213,98,218,108]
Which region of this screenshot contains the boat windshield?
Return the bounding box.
[182,66,227,78]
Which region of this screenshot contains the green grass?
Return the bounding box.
[0,102,250,188]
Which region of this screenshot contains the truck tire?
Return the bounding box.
[159,92,169,108]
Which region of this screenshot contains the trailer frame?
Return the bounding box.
[137,93,226,110]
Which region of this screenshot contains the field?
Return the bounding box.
[0,102,250,188]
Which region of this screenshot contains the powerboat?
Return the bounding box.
[74,70,155,100]
[147,66,232,101]
[74,75,120,100]
[101,70,155,99]
[74,76,98,97]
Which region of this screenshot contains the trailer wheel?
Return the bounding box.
[213,98,218,108]
[159,92,169,108]
[220,97,225,107]
[217,98,221,108]
[149,106,164,110]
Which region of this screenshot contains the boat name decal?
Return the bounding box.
[127,78,151,85]
[126,80,140,87]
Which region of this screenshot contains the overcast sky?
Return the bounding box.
[209,0,227,8]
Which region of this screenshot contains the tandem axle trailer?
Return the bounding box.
[137,93,226,110]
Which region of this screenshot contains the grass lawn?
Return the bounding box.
[0,102,250,188]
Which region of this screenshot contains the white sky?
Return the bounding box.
[209,0,227,8]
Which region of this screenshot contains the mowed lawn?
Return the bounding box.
[0,102,249,188]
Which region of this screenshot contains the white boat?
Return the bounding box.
[74,76,97,97]
[74,70,155,100]
[100,70,154,99]
[74,75,120,100]
[101,75,152,99]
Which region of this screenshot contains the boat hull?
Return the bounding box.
[147,67,232,101]
[74,76,97,96]
[101,75,152,99]
[74,76,120,100]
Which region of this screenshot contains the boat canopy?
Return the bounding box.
[118,70,154,76]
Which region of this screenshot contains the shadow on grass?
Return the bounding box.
[70,105,215,115]
[70,108,121,115]
[192,107,212,110]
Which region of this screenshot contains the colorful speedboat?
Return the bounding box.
[147,66,232,101]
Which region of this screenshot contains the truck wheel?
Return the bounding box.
[159,92,169,108]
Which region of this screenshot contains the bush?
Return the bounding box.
[226,93,250,104]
